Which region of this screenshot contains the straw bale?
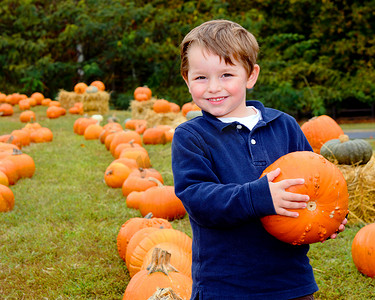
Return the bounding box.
[130,99,156,119]
[57,89,109,115]
[130,99,187,128]
[336,153,375,224]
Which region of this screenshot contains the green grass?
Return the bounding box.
[0,106,374,299]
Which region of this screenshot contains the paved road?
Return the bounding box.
[344,130,375,139]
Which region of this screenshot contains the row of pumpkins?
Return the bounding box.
[72,110,193,298]
[0,120,54,212]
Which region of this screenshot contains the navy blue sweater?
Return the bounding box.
[171,101,318,299]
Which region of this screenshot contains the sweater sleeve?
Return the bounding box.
[171,125,275,229]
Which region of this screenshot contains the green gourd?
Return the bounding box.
[320,134,373,165]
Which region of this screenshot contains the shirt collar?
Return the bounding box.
[201,100,282,132]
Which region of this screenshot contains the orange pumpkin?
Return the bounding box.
[117,214,172,262]
[109,131,143,155]
[74,82,88,94]
[300,115,344,154]
[127,228,192,278]
[0,103,14,116]
[84,123,103,140]
[0,170,9,186]
[19,110,36,123]
[11,129,31,147]
[30,127,53,143]
[122,172,157,197]
[134,86,152,101]
[125,227,162,268]
[18,99,31,110]
[0,184,15,212]
[113,141,144,159]
[104,162,131,188]
[123,248,192,299]
[0,159,19,185]
[140,242,192,278]
[126,191,144,209]
[153,99,171,113]
[260,151,349,245]
[143,128,167,145]
[90,80,105,91]
[46,106,63,119]
[5,150,35,179]
[139,178,186,220]
[119,148,151,169]
[30,92,44,105]
[351,223,375,278]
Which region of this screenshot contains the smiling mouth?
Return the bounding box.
[207,96,226,102]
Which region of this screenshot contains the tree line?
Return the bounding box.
[1,0,374,118]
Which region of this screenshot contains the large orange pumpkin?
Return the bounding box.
[300,115,344,154]
[260,151,349,245]
[351,223,375,278]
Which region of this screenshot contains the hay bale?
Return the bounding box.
[58,90,83,109]
[336,153,375,224]
[57,89,109,115]
[130,99,156,119]
[130,99,187,128]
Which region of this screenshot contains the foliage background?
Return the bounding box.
[1,0,374,118]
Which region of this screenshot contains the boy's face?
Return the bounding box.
[183,44,259,118]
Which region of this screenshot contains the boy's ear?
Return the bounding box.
[246,64,260,89]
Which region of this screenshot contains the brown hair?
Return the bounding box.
[180,19,259,79]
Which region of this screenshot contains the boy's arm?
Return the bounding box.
[171,126,275,228]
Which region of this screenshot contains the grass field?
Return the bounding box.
[0,105,374,299]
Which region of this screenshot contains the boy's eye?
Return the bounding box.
[222,73,233,78]
[195,76,206,80]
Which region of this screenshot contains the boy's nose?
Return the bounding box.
[207,78,222,93]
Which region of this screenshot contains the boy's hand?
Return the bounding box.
[323,217,348,242]
[267,168,309,218]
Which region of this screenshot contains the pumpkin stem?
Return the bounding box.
[148,287,183,300]
[339,134,349,143]
[147,248,179,276]
[12,148,23,155]
[144,212,153,219]
[6,135,14,144]
[148,177,163,187]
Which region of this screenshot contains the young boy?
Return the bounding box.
[171,20,346,299]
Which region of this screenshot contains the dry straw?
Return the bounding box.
[336,153,375,224]
[57,90,110,115]
[130,99,187,128]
